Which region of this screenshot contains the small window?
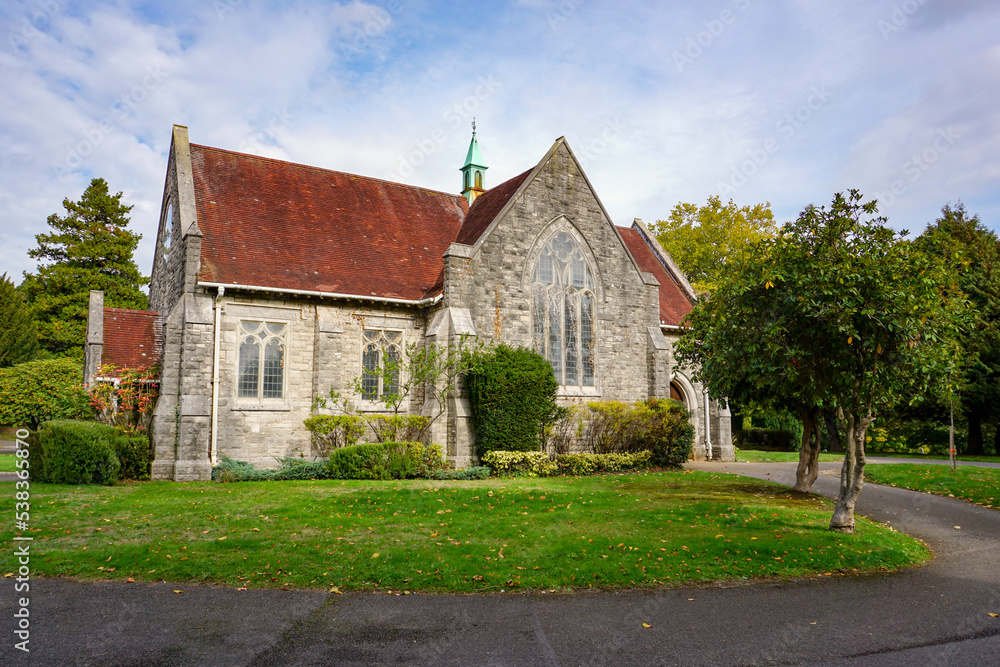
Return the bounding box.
[361,330,403,400]
[474,170,483,189]
[161,203,173,263]
[238,321,287,399]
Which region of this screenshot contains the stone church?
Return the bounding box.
[85,124,733,481]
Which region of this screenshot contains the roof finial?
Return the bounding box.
[472,118,476,136]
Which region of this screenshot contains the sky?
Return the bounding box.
[2,0,998,285]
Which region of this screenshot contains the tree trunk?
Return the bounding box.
[966,410,984,456]
[792,409,821,492]
[824,410,842,453]
[830,407,874,533]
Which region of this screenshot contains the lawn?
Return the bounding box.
[865,464,1000,510]
[736,449,845,464]
[1,471,929,593]
[0,453,17,473]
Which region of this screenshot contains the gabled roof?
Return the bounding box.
[191,144,468,301]
[617,227,694,326]
[103,308,162,369]
[455,168,531,245]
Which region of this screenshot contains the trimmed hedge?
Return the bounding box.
[482,450,653,477]
[303,414,364,455]
[33,419,120,485]
[30,419,151,484]
[465,344,559,455]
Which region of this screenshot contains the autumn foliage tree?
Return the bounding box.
[652,195,776,293]
[20,178,148,358]
[677,191,968,532]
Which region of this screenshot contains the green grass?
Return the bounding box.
[867,452,1000,464]
[1,471,929,593]
[0,453,17,473]
[735,449,845,463]
[865,464,1000,510]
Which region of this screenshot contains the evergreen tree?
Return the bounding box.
[21,178,148,357]
[915,203,1000,454]
[0,273,38,367]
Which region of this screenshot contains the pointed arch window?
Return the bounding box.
[531,232,596,388]
[238,321,287,399]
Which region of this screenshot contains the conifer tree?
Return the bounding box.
[21,178,148,357]
[0,273,38,367]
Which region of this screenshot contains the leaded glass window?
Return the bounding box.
[531,231,597,387]
[237,321,286,399]
[361,330,403,400]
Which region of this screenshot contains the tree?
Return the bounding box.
[651,195,776,293]
[0,273,38,367]
[915,203,1000,455]
[677,191,968,532]
[20,178,148,358]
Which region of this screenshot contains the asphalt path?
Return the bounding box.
[1,461,998,666]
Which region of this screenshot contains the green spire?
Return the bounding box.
[461,119,487,204]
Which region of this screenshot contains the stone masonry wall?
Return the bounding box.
[444,141,658,410]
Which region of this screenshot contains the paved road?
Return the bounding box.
[2,462,998,666]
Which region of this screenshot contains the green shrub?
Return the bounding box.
[364,414,431,443]
[327,441,424,480]
[35,419,120,485]
[483,450,653,476]
[426,466,492,480]
[582,398,693,467]
[212,456,333,482]
[303,414,365,455]
[113,431,151,480]
[638,398,694,468]
[0,358,92,428]
[465,344,559,455]
[481,450,558,476]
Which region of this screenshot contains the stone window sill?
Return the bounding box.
[230,401,292,412]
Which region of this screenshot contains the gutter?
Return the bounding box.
[210,286,224,465]
[198,281,444,307]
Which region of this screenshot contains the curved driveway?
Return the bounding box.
[3,462,999,666]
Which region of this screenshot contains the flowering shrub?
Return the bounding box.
[89,364,158,433]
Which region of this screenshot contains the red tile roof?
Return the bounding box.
[617,227,694,326]
[191,145,469,301]
[103,308,162,370]
[455,169,532,246]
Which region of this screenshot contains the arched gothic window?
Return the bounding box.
[531,231,596,387]
[238,321,286,399]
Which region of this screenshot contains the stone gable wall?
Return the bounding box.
[444,142,657,407]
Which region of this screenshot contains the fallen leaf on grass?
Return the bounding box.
[126,578,135,583]
[372,552,380,558]
[330,586,342,594]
